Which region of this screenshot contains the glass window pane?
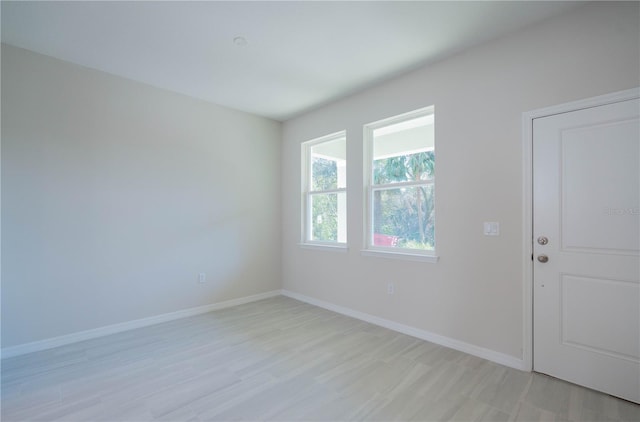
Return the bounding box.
[311,137,346,190]
[372,114,434,184]
[311,157,337,191]
[310,191,347,242]
[372,185,434,250]
[373,151,435,184]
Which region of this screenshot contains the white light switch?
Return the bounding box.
[484,222,500,236]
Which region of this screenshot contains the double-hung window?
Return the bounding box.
[302,132,347,245]
[364,107,436,258]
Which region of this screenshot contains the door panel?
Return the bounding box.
[562,120,639,253]
[561,274,639,361]
[533,98,640,403]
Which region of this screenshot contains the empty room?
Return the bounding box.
[1,1,639,421]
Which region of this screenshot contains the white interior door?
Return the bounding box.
[533,97,640,403]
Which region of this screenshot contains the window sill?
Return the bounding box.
[360,249,439,263]
[298,243,349,253]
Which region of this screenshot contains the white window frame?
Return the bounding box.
[363,106,438,262]
[300,131,347,249]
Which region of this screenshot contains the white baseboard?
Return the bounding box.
[282,289,526,371]
[1,290,282,359]
[3,289,526,371]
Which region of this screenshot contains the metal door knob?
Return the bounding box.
[537,236,549,245]
[537,255,549,263]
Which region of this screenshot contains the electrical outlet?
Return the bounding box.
[387,282,395,294]
[198,273,206,283]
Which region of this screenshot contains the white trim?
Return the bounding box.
[372,179,434,190]
[363,123,374,249]
[374,114,434,137]
[524,88,640,121]
[365,106,435,132]
[298,243,348,252]
[308,187,347,195]
[361,249,439,263]
[521,110,534,372]
[302,130,347,149]
[1,290,282,359]
[282,289,525,371]
[521,87,640,373]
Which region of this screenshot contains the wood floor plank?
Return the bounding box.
[2,296,639,421]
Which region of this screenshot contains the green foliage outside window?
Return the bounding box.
[311,157,339,241]
[373,151,435,250]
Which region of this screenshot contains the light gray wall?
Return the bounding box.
[1,45,282,348]
[281,2,640,360]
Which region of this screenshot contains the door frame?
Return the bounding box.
[521,87,640,372]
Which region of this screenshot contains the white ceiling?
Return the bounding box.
[1,1,582,121]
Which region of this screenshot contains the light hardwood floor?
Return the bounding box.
[2,296,639,421]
